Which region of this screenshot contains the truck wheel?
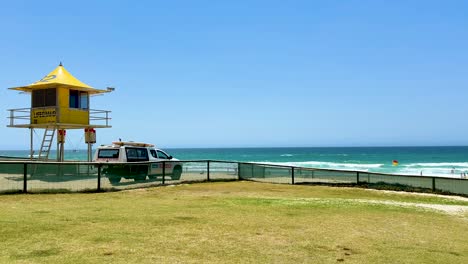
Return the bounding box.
[108,176,121,184]
[134,173,147,181]
[172,166,182,180]
[134,165,148,181]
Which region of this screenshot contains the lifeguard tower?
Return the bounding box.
[7,63,113,161]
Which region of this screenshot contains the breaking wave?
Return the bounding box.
[404,162,468,167]
[261,161,468,178]
[264,161,384,171]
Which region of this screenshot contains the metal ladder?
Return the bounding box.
[38,127,55,160]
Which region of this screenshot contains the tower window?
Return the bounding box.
[70,90,89,109]
[32,88,56,107]
[80,92,89,109]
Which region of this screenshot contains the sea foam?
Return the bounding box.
[404,162,468,167]
[265,161,384,171]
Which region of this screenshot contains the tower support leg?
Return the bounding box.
[87,142,92,162]
[57,129,60,161]
[30,128,33,160]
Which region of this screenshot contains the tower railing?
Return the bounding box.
[7,107,31,127]
[89,109,112,127]
[7,107,112,128]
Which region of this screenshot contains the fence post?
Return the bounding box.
[432,177,436,192]
[162,161,166,185]
[207,161,210,181]
[237,163,241,180]
[356,171,360,184]
[23,163,27,193]
[291,167,295,185]
[97,163,102,191]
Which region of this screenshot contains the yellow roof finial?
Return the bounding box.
[59,61,63,66]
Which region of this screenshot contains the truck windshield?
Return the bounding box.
[98,149,119,158]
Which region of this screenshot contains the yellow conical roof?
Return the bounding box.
[9,63,108,94]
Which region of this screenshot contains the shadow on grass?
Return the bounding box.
[0,178,238,195]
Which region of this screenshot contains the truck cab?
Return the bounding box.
[93,141,183,184]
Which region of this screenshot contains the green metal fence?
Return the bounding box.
[0,160,467,196]
[238,162,468,196]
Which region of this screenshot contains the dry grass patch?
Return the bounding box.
[0,181,467,263]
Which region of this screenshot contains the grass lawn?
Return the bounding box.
[0,181,467,263]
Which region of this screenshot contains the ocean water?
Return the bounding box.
[1,147,467,178]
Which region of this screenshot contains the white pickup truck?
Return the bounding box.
[93,141,183,184]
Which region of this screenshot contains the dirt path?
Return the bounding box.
[352,199,468,216]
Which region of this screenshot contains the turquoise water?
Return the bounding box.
[1,147,467,178]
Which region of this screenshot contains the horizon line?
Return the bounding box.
[1,145,468,151]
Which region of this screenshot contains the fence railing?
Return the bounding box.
[0,159,467,196]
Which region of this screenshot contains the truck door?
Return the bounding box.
[125,147,150,175]
[149,149,162,175]
[157,150,173,173]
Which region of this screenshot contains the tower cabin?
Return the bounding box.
[7,63,113,161]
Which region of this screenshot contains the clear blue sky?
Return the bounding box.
[1,0,467,149]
